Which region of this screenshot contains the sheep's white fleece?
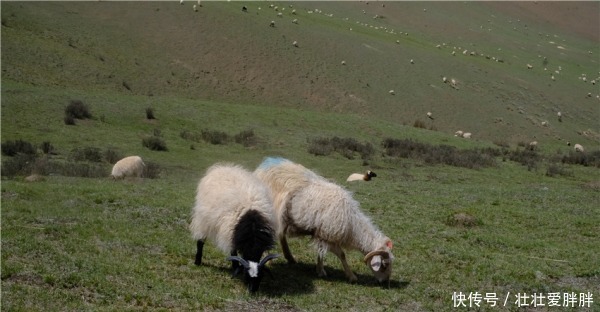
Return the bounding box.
[111,156,145,179]
[189,163,276,254]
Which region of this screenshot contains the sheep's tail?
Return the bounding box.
[233,210,276,262]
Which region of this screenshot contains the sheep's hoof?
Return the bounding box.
[317,269,327,278]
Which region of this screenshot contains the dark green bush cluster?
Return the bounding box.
[146,107,155,120]
[70,147,103,162]
[142,136,168,151]
[507,148,541,170]
[546,164,573,177]
[201,129,230,145]
[64,100,92,125]
[1,154,107,178]
[1,139,37,156]
[104,147,123,164]
[382,138,498,169]
[181,128,259,147]
[143,161,161,179]
[413,119,427,129]
[561,150,600,168]
[307,136,375,161]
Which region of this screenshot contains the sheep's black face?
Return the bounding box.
[244,261,263,293]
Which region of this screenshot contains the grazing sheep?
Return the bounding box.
[541,121,548,127]
[527,64,533,69]
[427,112,434,120]
[347,170,377,182]
[292,18,298,24]
[292,41,298,47]
[193,4,198,11]
[341,60,346,65]
[111,156,145,179]
[269,20,275,27]
[190,163,279,293]
[462,132,472,139]
[557,111,562,122]
[574,144,585,153]
[528,141,538,150]
[254,157,394,284]
[454,130,464,137]
[389,90,395,95]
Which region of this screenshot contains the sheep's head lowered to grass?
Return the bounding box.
[227,254,279,293]
[364,246,393,284]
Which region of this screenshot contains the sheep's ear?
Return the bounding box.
[385,239,393,250]
[226,256,249,269]
[258,254,280,267]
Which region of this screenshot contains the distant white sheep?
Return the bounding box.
[255,157,394,284]
[190,163,278,293]
[292,41,298,47]
[574,144,585,153]
[389,90,395,95]
[557,111,562,122]
[269,20,275,27]
[111,156,145,179]
[462,132,472,139]
[427,112,434,120]
[454,130,464,137]
[347,170,377,182]
[528,141,538,150]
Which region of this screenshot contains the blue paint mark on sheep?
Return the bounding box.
[257,157,290,170]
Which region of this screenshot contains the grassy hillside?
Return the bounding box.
[2,1,599,145]
[1,1,599,311]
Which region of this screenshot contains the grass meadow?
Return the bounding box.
[2,81,599,311]
[2,1,599,311]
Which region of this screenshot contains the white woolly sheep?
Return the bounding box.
[462,132,472,139]
[427,112,434,120]
[557,111,562,122]
[389,90,395,95]
[574,144,585,153]
[111,156,145,179]
[190,163,279,293]
[269,20,275,27]
[347,170,377,182]
[254,157,394,284]
[292,18,298,24]
[454,130,464,137]
[292,41,298,47]
[193,4,198,12]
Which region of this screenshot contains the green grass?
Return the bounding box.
[2,80,599,311]
[2,2,599,311]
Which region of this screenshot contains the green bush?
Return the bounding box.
[234,129,258,147]
[146,107,155,120]
[65,100,92,119]
[70,147,103,162]
[201,129,230,145]
[143,136,168,151]
[1,139,37,156]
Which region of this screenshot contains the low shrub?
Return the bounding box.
[146,107,155,120]
[70,147,103,162]
[1,139,37,156]
[1,154,37,176]
[307,137,333,156]
[65,100,92,119]
[413,119,427,129]
[104,147,122,164]
[40,141,55,155]
[142,136,168,151]
[382,138,498,169]
[234,129,258,147]
[546,163,573,177]
[308,136,375,160]
[201,129,230,145]
[64,115,76,125]
[143,161,161,179]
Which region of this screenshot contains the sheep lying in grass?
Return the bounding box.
[190,163,279,293]
[254,157,394,284]
[574,144,585,153]
[111,156,145,179]
[347,170,377,182]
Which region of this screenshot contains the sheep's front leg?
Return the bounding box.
[280,235,297,264]
[230,250,241,276]
[330,244,358,283]
[315,241,328,277]
[194,240,204,266]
